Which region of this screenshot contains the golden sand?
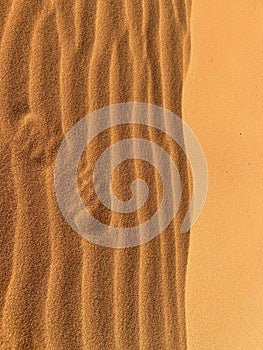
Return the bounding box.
[185,1,263,348]
[0,1,192,349]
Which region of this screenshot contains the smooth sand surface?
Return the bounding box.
[184,1,263,348]
[0,1,191,349]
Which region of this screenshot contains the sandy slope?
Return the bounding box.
[0,1,192,349]
[184,1,263,348]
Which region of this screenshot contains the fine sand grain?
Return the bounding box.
[0,1,191,349]
[185,1,263,348]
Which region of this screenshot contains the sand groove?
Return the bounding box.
[0,1,191,349]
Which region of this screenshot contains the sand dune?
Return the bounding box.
[0,1,191,349]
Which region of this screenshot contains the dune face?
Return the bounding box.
[0,1,191,349]
[184,1,263,349]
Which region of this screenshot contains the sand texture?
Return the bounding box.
[0,1,192,349]
[184,1,263,348]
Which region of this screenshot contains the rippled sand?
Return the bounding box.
[0,1,191,349]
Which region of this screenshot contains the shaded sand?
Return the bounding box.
[184,0,263,348]
[0,1,192,349]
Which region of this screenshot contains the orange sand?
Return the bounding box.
[1,0,262,349]
[184,1,263,348]
[0,1,191,349]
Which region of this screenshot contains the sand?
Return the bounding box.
[0,1,191,349]
[185,1,263,348]
[1,0,262,349]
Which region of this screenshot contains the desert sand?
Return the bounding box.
[0,0,191,349]
[184,1,263,348]
[1,0,262,349]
